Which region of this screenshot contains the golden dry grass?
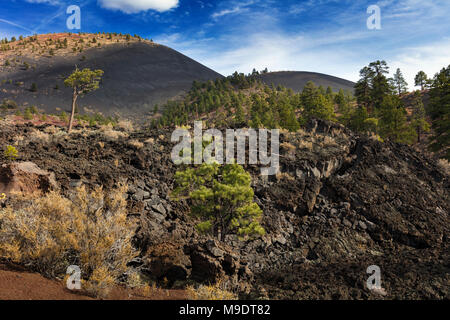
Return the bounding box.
[0,184,137,297]
[187,280,238,300]
[128,139,144,149]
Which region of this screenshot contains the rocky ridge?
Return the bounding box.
[0,119,448,299]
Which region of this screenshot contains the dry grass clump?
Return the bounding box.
[29,128,68,145]
[319,135,337,146]
[187,280,238,300]
[116,120,134,132]
[438,159,450,176]
[298,139,313,150]
[12,135,24,146]
[29,128,50,143]
[100,124,129,141]
[280,142,296,153]
[0,184,137,297]
[144,138,154,145]
[43,125,60,134]
[128,139,144,149]
[276,171,295,181]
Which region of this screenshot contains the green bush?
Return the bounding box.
[1,99,17,110]
[24,108,33,120]
[172,162,265,241]
[4,145,18,161]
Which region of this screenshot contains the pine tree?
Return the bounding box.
[234,103,245,125]
[306,94,335,121]
[335,89,349,114]
[348,106,369,132]
[368,60,391,110]
[378,95,415,144]
[428,65,450,159]
[302,81,320,111]
[354,66,374,111]
[64,67,104,132]
[414,71,429,90]
[411,91,430,143]
[392,68,409,95]
[172,162,265,241]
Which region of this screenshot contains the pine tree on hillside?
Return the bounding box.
[368,60,392,110]
[378,95,415,144]
[354,66,374,111]
[414,71,429,90]
[411,91,430,143]
[64,67,104,132]
[172,162,265,241]
[428,65,450,159]
[348,106,369,132]
[335,89,350,114]
[307,94,335,121]
[302,81,320,110]
[392,68,409,95]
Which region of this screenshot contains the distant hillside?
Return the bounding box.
[0,33,222,118]
[257,71,355,93]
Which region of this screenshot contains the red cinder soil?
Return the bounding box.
[0,262,187,300]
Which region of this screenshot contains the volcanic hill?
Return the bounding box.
[257,71,356,93]
[0,33,222,117]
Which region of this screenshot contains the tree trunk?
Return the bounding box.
[68,89,77,133]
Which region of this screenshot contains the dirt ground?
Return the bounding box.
[0,262,187,300]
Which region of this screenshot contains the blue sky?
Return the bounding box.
[1,0,449,87]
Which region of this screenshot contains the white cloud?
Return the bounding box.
[98,0,179,14]
[389,38,450,89]
[156,30,368,81]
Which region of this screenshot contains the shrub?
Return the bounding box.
[280,142,296,153]
[128,139,144,149]
[116,120,133,132]
[100,125,129,141]
[172,162,265,241]
[0,184,137,297]
[1,99,17,109]
[59,111,68,123]
[187,280,237,300]
[30,82,37,92]
[29,129,50,143]
[4,145,18,160]
[24,107,33,120]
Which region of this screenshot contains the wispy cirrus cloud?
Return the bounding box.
[0,18,34,33]
[211,1,256,19]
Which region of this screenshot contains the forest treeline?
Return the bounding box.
[153,62,449,160]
